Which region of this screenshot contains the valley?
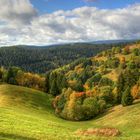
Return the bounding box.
[0,84,140,140]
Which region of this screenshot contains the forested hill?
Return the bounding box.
[0,42,131,73]
[0,41,140,122]
[48,42,140,121]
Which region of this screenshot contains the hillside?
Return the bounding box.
[0,42,130,73]
[44,42,140,122]
[0,84,140,140]
[0,42,140,140]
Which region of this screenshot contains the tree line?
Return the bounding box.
[0,42,130,73]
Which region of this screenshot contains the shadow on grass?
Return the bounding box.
[0,132,36,140]
[91,109,114,122]
[133,99,140,105]
[93,100,140,121]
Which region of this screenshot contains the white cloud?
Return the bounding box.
[0,2,140,46]
[0,0,37,24]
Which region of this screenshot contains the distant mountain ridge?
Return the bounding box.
[0,39,137,48]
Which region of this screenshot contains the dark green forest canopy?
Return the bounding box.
[0,42,131,73]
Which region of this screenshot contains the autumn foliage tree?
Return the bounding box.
[131,82,140,99]
[122,46,130,55]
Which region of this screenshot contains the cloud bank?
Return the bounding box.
[0,0,140,46]
[0,0,37,24]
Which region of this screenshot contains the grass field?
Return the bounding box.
[0,84,140,140]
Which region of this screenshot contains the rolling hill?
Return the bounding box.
[0,84,140,140]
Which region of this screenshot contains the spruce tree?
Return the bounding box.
[50,79,59,96]
[74,80,83,92]
[121,87,133,106]
[117,72,124,104]
[45,72,50,93]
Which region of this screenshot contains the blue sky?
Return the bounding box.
[31,0,139,14]
[0,0,140,46]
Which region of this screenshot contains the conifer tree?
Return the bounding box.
[116,72,124,103]
[45,72,50,93]
[50,79,59,96]
[121,86,133,106]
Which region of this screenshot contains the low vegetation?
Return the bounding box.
[75,128,121,137]
[0,84,140,140]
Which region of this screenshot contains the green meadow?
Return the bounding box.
[0,84,140,140]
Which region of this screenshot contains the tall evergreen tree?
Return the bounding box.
[121,86,133,106]
[45,72,50,93]
[50,79,59,96]
[73,79,84,92]
[116,72,124,103]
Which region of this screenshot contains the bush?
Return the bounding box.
[98,99,106,113]
[83,97,99,119]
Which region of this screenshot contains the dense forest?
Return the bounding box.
[0,42,132,73]
[48,42,140,120]
[0,41,140,121]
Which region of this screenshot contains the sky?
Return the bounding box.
[31,0,139,13]
[0,0,140,46]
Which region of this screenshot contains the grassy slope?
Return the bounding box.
[0,84,140,140]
